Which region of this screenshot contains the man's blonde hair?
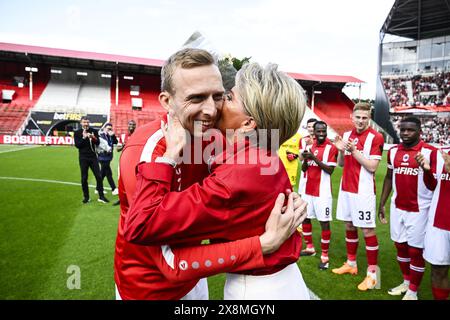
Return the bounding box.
[161,48,216,94]
[236,63,306,148]
[353,102,372,113]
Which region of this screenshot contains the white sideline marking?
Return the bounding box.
[0,176,112,190]
[309,289,321,300]
[0,145,40,154]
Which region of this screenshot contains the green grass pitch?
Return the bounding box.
[0,145,433,299]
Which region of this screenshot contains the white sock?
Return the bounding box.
[406,289,417,296]
[347,260,357,267]
[403,280,410,286]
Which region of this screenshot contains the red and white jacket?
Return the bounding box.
[124,140,302,276]
[114,117,266,300]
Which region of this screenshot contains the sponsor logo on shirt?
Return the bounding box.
[435,172,450,181]
[394,167,420,175]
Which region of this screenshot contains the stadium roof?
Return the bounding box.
[0,42,164,67]
[287,72,363,84]
[381,0,450,40]
[0,42,363,84]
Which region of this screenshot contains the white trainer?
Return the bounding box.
[402,290,418,300]
[112,188,119,195]
[388,282,409,296]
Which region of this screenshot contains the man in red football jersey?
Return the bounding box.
[299,121,338,270]
[379,116,436,300]
[416,147,450,300]
[332,102,384,291]
[116,120,136,152]
[298,118,317,196]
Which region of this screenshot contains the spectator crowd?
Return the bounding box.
[391,115,450,145]
[384,72,450,108]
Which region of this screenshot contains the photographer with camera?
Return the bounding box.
[74,116,109,204]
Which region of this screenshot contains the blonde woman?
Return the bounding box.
[125,62,310,299]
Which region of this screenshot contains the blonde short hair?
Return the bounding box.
[236,63,306,147]
[161,48,216,94]
[353,102,372,113]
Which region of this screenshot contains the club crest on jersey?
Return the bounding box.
[314,150,319,156]
[353,138,359,145]
[403,154,409,162]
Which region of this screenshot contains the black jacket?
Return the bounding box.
[97,131,119,161]
[74,127,100,159]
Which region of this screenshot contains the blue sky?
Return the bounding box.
[0,0,395,99]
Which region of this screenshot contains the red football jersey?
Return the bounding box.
[341,127,384,194]
[426,148,450,231]
[298,135,315,194]
[388,140,435,212]
[304,138,338,197]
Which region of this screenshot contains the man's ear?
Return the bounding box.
[159,91,171,112]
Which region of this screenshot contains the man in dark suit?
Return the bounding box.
[74,116,109,204]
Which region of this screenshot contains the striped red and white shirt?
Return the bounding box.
[424,148,450,231]
[340,127,384,194]
[298,135,315,194]
[388,140,436,212]
[304,138,338,198]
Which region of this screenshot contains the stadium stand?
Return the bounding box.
[376,0,450,144]
[383,71,450,109]
[0,61,49,134]
[391,114,450,145]
[297,104,338,139]
[0,42,366,141]
[110,73,165,135]
[285,72,375,138]
[34,67,111,115]
[311,88,355,136]
[383,70,450,145]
